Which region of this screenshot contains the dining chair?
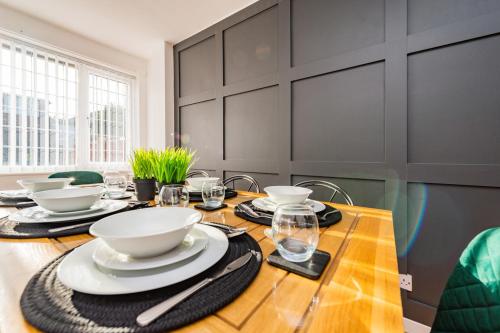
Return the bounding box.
[223,175,260,193]
[431,227,500,333]
[48,171,104,185]
[294,180,353,205]
[187,170,210,178]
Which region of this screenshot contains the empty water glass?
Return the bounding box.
[201,180,225,208]
[272,204,319,262]
[104,173,127,198]
[159,185,189,207]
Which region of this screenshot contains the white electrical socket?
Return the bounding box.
[400,274,412,291]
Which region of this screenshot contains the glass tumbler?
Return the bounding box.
[201,180,225,208]
[271,204,319,262]
[104,173,127,198]
[159,185,190,207]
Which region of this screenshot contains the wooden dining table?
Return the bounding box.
[0,190,403,333]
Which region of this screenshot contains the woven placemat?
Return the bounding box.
[21,232,262,333]
[189,189,238,202]
[234,200,342,227]
[0,200,36,208]
[0,202,148,239]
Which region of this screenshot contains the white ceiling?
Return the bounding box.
[0,0,259,59]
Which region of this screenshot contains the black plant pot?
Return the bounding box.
[133,178,156,201]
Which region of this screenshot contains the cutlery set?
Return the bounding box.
[238,202,338,222]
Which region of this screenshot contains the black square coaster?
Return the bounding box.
[194,203,228,211]
[266,248,331,280]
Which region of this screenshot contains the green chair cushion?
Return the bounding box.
[431,228,500,333]
[48,171,103,185]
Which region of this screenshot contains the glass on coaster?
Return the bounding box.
[201,179,225,208]
[104,172,127,198]
[159,185,190,207]
[271,204,319,262]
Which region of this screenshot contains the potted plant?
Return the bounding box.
[152,147,195,192]
[130,148,156,201]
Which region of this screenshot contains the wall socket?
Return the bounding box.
[400,274,413,291]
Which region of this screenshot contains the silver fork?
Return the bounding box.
[200,221,247,233]
[319,209,340,221]
[239,203,273,219]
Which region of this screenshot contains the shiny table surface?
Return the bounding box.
[0,191,403,332]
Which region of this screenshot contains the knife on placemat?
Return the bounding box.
[136,251,254,327]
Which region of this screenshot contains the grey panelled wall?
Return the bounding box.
[174,0,500,326]
[292,62,385,162]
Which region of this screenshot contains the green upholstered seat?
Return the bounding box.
[48,171,103,185]
[431,227,500,333]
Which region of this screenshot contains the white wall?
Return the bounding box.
[146,43,165,149]
[165,42,175,147]
[146,41,174,149]
[0,4,152,189]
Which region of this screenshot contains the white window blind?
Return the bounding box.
[0,35,134,173]
[88,73,129,165]
[0,39,77,170]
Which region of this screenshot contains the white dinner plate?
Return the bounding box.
[92,226,209,271]
[47,201,107,216]
[57,224,228,295]
[9,200,128,223]
[251,197,326,213]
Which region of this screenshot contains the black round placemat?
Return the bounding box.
[0,202,148,239]
[0,217,97,239]
[21,232,262,333]
[189,189,238,202]
[234,200,342,228]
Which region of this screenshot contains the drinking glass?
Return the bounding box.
[159,185,190,207]
[201,180,225,208]
[104,172,127,198]
[271,204,319,262]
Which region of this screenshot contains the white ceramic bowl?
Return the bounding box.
[32,187,103,213]
[90,207,202,258]
[264,186,313,204]
[186,177,219,190]
[17,178,72,193]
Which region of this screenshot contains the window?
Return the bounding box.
[0,36,134,173]
[88,73,128,165]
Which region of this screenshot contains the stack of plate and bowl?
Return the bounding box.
[184,177,234,204]
[185,177,219,193]
[9,179,128,224]
[251,186,326,213]
[56,207,230,295]
[17,178,73,193]
[0,178,72,204]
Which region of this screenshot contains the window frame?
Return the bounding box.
[0,33,136,174]
[80,65,133,170]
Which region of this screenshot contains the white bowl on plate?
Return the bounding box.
[17,178,72,193]
[89,207,202,258]
[32,187,103,212]
[186,177,219,191]
[264,186,313,204]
